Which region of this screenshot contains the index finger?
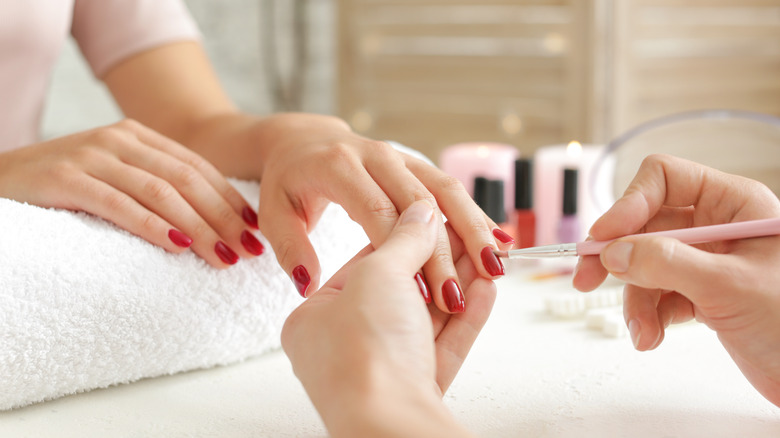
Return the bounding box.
[590,154,719,241]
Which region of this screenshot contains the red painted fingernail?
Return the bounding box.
[215,241,239,265]
[242,206,259,229]
[240,230,265,255]
[481,246,505,277]
[415,273,431,304]
[292,265,311,298]
[492,228,515,245]
[168,229,193,248]
[442,279,465,313]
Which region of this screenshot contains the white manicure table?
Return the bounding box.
[1,260,778,437]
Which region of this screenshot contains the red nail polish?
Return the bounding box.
[215,241,239,265]
[240,230,265,255]
[481,246,505,277]
[492,228,515,245]
[168,229,193,248]
[242,206,259,229]
[442,279,465,313]
[415,273,431,304]
[292,265,311,298]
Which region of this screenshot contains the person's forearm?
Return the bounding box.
[312,370,475,438]
[177,111,266,180]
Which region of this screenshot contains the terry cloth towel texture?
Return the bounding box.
[0,179,368,410]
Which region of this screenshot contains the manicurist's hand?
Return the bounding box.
[248,113,512,305]
[0,120,264,268]
[282,200,495,438]
[573,154,780,407]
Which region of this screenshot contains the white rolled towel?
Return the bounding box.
[0,179,368,410]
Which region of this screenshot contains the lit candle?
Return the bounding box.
[533,141,607,245]
[439,142,519,220]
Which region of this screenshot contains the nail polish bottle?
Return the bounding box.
[473,176,489,209]
[482,179,506,226]
[514,158,535,248]
[557,168,580,243]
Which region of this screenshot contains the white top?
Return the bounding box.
[0,0,199,152]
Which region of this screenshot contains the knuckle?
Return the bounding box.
[141,213,159,231]
[143,178,175,203]
[641,153,667,167]
[427,248,453,269]
[323,141,353,163]
[366,197,398,220]
[464,214,491,234]
[274,236,299,268]
[89,126,131,149]
[102,190,129,212]
[368,140,399,159]
[216,205,237,226]
[189,221,211,240]
[437,174,466,193]
[171,164,201,188]
[410,189,437,206]
[115,118,143,132]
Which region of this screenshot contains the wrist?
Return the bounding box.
[250,113,352,165]
[312,360,473,438]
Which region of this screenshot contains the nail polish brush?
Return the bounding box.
[494,217,780,259]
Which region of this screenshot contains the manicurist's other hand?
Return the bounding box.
[0,120,264,268]
[282,200,495,438]
[573,154,780,407]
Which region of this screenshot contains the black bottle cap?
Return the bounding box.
[483,179,506,223]
[562,168,578,216]
[514,158,533,210]
[473,176,489,209]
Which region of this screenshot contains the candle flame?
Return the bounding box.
[476,145,491,158]
[566,141,582,158]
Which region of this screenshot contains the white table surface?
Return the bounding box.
[1,259,779,437]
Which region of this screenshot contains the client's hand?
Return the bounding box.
[282,200,494,438]
[0,120,262,268]
[573,154,780,407]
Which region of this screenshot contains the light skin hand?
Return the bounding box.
[573,154,780,407]
[282,200,495,438]
[102,42,512,307]
[249,113,511,304]
[0,120,263,268]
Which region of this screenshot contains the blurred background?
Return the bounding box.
[44,0,780,196]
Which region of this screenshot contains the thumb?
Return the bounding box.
[600,235,736,304]
[367,200,439,276]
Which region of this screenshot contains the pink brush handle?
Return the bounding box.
[576,217,780,256]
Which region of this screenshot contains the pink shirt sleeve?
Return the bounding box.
[71,0,201,78]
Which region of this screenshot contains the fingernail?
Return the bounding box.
[415,273,431,304]
[215,241,239,265]
[442,279,465,313]
[242,206,259,229]
[603,241,633,273]
[168,229,193,248]
[628,319,641,349]
[401,200,434,224]
[292,265,311,298]
[480,246,505,277]
[240,230,265,255]
[573,257,582,278]
[492,228,515,245]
